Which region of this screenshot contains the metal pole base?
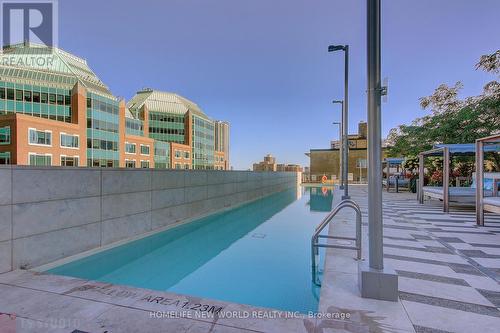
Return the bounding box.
[341,195,350,200]
[358,261,398,301]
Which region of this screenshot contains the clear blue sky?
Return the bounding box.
[59,0,500,170]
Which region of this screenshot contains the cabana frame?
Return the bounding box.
[418,147,450,212]
[383,157,406,192]
[475,134,500,226]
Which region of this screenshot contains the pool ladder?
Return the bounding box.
[311,199,362,286]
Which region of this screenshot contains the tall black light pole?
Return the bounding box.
[332,120,342,187]
[332,100,344,189]
[328,45,350,200]
[367,0,383,274]
[359,0,398,302]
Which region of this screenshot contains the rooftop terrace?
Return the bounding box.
[1,185,499,332]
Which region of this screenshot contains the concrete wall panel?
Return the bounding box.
[152,170,185,190]
[0,205,12,242]
[12,197,100,238]
[102,169,151,195]
[184,186,207,203]
[152,188,185,210]
[101,212,152,245]
[101,191,151,220]
[0,167,11,205]
[12,168,100,203]
[185,171,207,187]
[0,167,298,271]
[12,223,100,269]
[151,204,188,229]
[0,240,11,273]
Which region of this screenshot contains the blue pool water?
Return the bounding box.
[48,186,334,313]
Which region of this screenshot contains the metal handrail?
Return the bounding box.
[311,199,362,286]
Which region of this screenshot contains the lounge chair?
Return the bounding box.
[422,186,493,204]
[483,197,500,214]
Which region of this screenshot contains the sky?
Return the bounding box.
[58,0,500,170]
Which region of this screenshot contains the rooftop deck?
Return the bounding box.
[0,185,499,332]
[320,186,500,333]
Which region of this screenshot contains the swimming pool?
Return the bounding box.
[48,186,334,313]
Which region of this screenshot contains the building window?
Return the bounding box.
[0,152,10,164]
[175,163,181,169]
[40,93,48,104]
[175,150,181,158]
[125,142,136,154]
[6,89,14,100]
[356,158,368,168]
[32,92,40,103]
[29,153,52,166]
[24,91,32,102]
[140,144,150,155]
[28,128,51,146]
[87,138,118,151]
[140,160,150,168]
[15,89,23,101]
[60,133,79,148]
[125,119,143,135]
[154,147,168,157]
[87,97,119,115]
[61,156,79,167]
[0,126,10,145]
[184,151,190,159]
[87,119,119,133]
[184,164,189,169]
[88,159,118,168]
[125,160,136,168]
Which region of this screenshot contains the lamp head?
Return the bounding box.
[328,45,345,52]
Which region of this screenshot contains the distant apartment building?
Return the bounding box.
[302,166,311,183]
[253,154,302,172]
[253,154,277,171]
[307,122,385,183]
[214,121,229,170]
[0,42,229,169]
[330,121,368,150]
[276,164,302,172]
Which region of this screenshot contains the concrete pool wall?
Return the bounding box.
[0,166,300,273]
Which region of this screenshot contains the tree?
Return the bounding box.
[387,50,500,161]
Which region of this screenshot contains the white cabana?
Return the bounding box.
[382,157,408,192]
[475,134,500,226]
[418,144,498,212]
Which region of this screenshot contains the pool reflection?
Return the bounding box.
[308,186,334,212]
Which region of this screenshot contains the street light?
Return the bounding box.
[332,100,344,189]
[328,45,346,52]
[329,44,350,199]
[332,121,341,145]
[358,0,398,302]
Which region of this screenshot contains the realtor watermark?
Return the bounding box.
[0,313,16,333]
[149,310,351,320]
[0,312,82,332]
[0,0,58,51]
[0,52,53,66]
